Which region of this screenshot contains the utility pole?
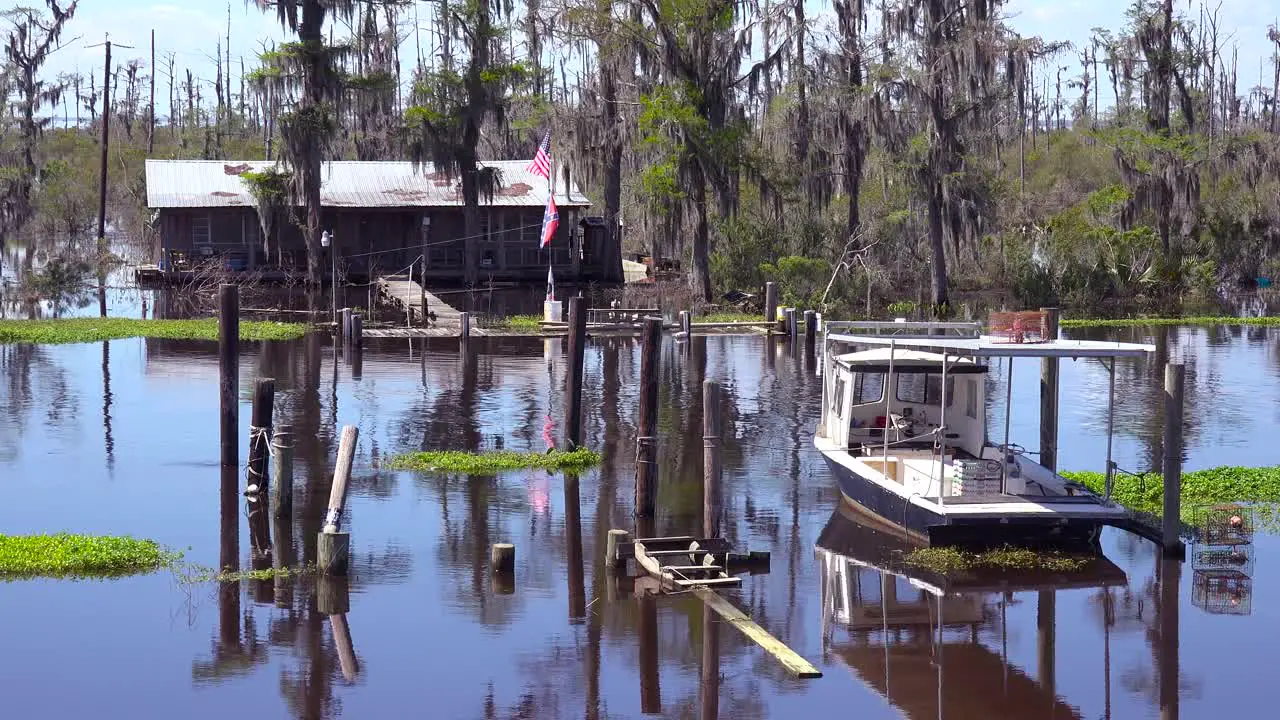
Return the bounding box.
[148,29,155,154]
[88,34,133,318]
[96,36,112,318]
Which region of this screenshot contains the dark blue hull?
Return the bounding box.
[822,453,1103,549]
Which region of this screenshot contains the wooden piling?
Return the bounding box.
[803,310,817,355]
[246,379,275,494]
[270,424,294,519]
[786,308,798,340]
[317,574,350,615]
[639,592,662,713]
[341,307,352,343]
[1039,307,1061,472]
[564,297,587,449]
[1163,362,1185,555]
[218,284,239,468]
[319,425,359,575]
[565,473,586,620]
[699,602,720,720]
[1037,590,1056,700]
[317,531,350,576]
[460,311,471,339]
[605,529,631,571]
[703,380,723,539]
[490,543,516,573]
[764,282,778,330]
[331,612,360,682]
[635,318,662,522]
[351,314,363,348]
[680,310,691,338]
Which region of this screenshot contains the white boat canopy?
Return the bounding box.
[826,334,1155,358]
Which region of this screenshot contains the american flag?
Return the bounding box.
[527,129,552,179]
[540,192,559,248]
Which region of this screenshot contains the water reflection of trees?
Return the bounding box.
[0,343,78,463]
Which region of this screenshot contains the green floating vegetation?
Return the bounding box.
[1062,316,1280,328]
[903,546,1089,573]
[493,314,544,331]
[700,311,768,323]
[386,448,602,474]
[0,533,175,578]
[1064,466,1280,522]
[0,317,307,344]
[176,563,318,584]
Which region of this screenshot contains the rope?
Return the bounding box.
[243,425,274,494]
[340,222,547,260]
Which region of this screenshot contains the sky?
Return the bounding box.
[26,0,1280,114]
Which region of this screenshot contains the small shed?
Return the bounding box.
[144,159,619,283]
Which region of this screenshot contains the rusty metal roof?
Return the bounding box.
[145,159,592,209]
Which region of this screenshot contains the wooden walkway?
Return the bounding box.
[377,275,462,326]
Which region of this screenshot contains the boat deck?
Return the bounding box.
[940,493,1103,505]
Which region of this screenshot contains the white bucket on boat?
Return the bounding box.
[544,300,563,323]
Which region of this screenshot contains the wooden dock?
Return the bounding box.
[377,275,462,326]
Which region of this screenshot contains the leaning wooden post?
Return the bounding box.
[218,284,239,468]
[270,424,294,519]
[703,380,723,538]
[1039,307,1061,472]
[1162,362,1185,555]
[634,318,662,525]
[564,297,587,449]
[764,282,778,330]
[318,425,359,575]
[246,379,275,494]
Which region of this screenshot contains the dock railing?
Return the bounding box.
[822,320,984,339]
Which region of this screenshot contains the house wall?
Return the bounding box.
[156,204,611,282]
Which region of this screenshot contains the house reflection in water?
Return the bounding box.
[815,504,1130,720]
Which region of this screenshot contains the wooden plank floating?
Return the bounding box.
[693,586,823,679]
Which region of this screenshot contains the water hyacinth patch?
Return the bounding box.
[1061,316,1280,328]
[0,534,175,578]
[385,448,602,474]
[902,546,1090,573]
[0,318,306,344]
[1062,466,1280,521]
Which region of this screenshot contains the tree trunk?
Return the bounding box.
[927,183,949,311]
[688,155,712,302]
[600,56,624,284]
[300,0,326,287]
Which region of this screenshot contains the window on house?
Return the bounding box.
[853,372,885,405]
[193,215,211,245]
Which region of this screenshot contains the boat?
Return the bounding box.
[814,503,1129,720]
[814,317,1155,548]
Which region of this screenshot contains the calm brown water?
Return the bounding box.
[2,319,1279,719]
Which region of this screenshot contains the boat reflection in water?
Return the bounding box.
[815,503,1129,719]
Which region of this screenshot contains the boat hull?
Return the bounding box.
[822,454,1103,549]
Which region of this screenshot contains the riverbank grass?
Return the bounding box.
[386,448,602,474]
[700,311,767,323]
[1063,466,1280,520]
[0,318,306,344]
[1062,316,1280,328]
[0,534,172,578]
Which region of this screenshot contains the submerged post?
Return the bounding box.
[246,379,275,494]
[565,297,587,449]
[1163,363,1185,555]
[703,380,723,538]
[605,529,631,571]
[635,317,662,523]
[218,284,239,469]
[1039,307,1061,472]
[764,282,777,331]
[270,424,294,519]
[318,425,359,575]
